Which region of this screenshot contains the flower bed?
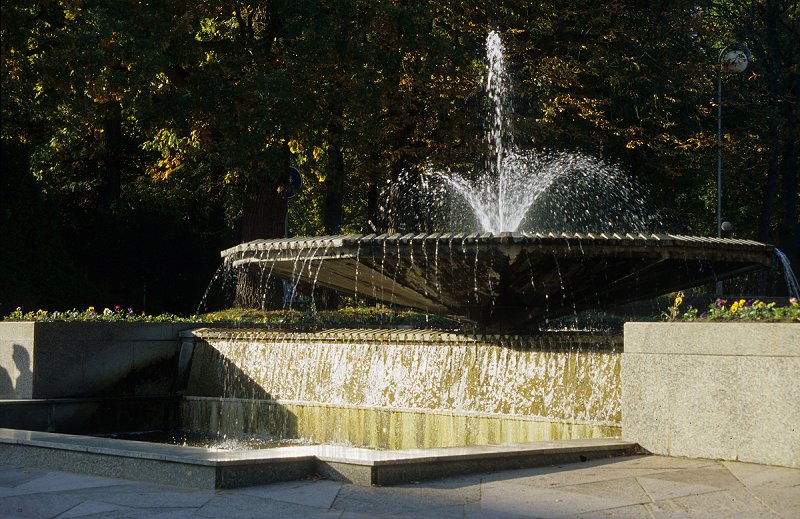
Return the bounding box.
[5,306,189,323]
[664,293,799,322]
[3,305,464,330]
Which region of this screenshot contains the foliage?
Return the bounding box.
[664,294,800,322]
[2,1,798,311]
[2,305,464,329]
[541,311,660,334]
[3,306,189,323]
[198,305,464,329]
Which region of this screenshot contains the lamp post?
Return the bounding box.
[716,43,750,296]
[717,43,751,238]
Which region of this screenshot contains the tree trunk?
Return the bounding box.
[100,101,122,211]
[323,118,345,235]
[758,3,782,244]
[768,1,800,281]
[758,92,780,243]
[240,152,289,242]
[365,181,379,233]
[235,145,289,308]
[385,160,432,234]
[777,78,799,272]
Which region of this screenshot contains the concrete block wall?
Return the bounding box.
[0,323,34,398]
[622,322,800,468]
[0,322,197,399]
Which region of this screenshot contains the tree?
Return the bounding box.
[701,0,799,267]
[4,0,797,311]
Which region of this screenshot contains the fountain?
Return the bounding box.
[220,31,774,329]
[0,31,784,490]
[185,30,776,458]
[187,30,775,455]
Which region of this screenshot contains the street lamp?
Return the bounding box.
[716,42,750,296]
[716,43,751,239]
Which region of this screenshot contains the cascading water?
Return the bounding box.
[181,329,623,449]
[775,249,800,299]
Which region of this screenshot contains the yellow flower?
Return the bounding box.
[87,306,96,314]
[731,301,740,312]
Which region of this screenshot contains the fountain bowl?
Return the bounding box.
[222,232,774,329]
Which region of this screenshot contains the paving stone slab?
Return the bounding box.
[573,503,656,518]
[384,479,482,505]
[636,475,723,502]
[0,487,40,498]
[645,488,782,519]
[637,465,745,492]
[54,499,135,518]
[593,456,720,470]
[723,460,800,488]
[556,477,651,506]
[0,465,47,487]
[485,463,678,489]
[63,484,215,509]
[742,484,800,518]
[332,485,469,517]
[16,472,123,493]
[62,507,201,519]
[482,479,647,518]
[196,492,341,519]
[0,492,86,519]
[229,479,343,508]
[464,505,538,519]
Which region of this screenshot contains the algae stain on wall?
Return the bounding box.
[184,329,621,449]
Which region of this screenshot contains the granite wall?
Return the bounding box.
[622,322,799,468]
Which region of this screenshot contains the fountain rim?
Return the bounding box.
[184,327,625,346]
[221,231,774,265]
[216,232,775,328]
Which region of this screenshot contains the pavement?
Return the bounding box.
[2,455,798,518]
